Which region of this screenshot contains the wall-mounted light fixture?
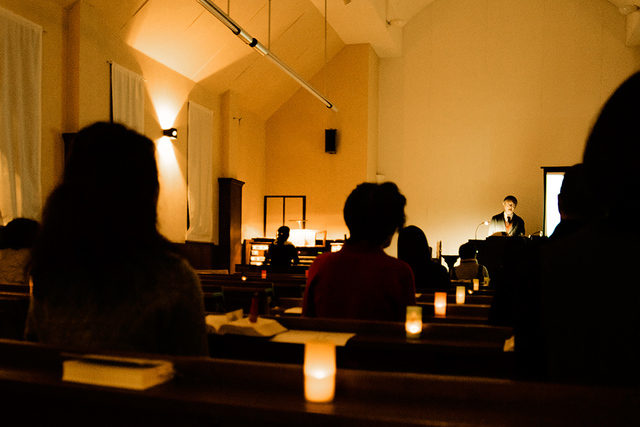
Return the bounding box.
[162,128,178,139]
[196,0,338,112]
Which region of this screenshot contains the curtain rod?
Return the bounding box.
[196,0,338,112]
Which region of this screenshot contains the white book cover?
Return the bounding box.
[62,355,174,390]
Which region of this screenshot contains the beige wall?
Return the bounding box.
[5,0,640,256]
[1,0,234,244]
[379,0,640,255]
[264,44,377,240]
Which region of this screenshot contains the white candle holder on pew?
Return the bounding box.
[434,292,447,316]
[405,306,423,339]
[304,341,336,403]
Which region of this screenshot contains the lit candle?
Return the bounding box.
[304,341,336,402]
[261,270,267,279]
[241,276,247,281]
[405,306,422,339]
[473,278,480,291]
[434,292,447,316]
[456,286,466,304]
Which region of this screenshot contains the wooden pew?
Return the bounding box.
[197,270,307,285]
[0,283,31,340]
[268,296,491,325]
[269,297,304,316]
[417,292,493,305]
[0,293,30,340]
[0,282,30,294]
[199,275,305,302]
[209,316,515,378]
[201,283,274,315]
[417,301,491,322]
[1,338,637,427]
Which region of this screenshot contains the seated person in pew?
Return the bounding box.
[0,218,40,284]
[397,225,450,291]
[513,72,640,387]
[25,122,208,356]
[266,225,299,270]
[451,242,489,284]
[547,163,605,242]
[302,182,415,322]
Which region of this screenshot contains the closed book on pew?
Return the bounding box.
[206,309,287,337]
[62,355,174,390]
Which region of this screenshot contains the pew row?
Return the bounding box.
[0,284,31,340]
[208,316,515,378]
[269,297,491,325]
[0,339,636,426]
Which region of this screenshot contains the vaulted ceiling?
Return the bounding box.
[48,0,638,118]
[48,0,434,118]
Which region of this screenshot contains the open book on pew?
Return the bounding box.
[206,309,287,337]
[62,354,174,390]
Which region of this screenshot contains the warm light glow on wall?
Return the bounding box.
[155,102,180,131]
[155,137,182,197]
[155,135,185,240]
[156,137,177,164]
[134,50,196,132]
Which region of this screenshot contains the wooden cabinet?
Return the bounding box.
[218,178,244,274]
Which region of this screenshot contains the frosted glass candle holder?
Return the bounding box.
[405,306,423,339]
[304,341,336,402]
[456,286,466,304]
[434,292,447,316]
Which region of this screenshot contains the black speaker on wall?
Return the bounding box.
[325,128,337,154]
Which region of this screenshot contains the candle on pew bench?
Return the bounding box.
[434,292,447,316]
[473,279,480,291]
[456,286,466,304]
[304,341,336,403]
[405,306,423,339]
[261,270,267,279]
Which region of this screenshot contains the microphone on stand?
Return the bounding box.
[475,221,490,240]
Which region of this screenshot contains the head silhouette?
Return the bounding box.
[397,225,431,265]
[30,122,170,297]
[343,182,406,247]
[276,226,290,244]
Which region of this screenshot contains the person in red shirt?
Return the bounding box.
[302,182,415,322]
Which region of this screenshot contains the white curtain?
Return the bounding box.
[186,101,214,242]
[110,62,145,133]
[0,7,42,225]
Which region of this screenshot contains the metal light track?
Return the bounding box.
[196,0,338,112]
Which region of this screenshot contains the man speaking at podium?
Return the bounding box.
[488,195,525,236]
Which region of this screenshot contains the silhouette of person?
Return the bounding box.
[397,225,450,291]
[488,196,525,236]
[0,218,39,284]
[522,72,640,387]
[548,163,605,241]
[266,225,299,269]
[452,241,489,283]
[25,122,208,356]
[302,182,415,321]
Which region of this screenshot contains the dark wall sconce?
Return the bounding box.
[163,128,178,139]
